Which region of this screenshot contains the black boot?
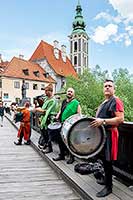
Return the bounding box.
[24,140,31,145]
[53,154,65,161]
[42,142,53,154]
[66,154,74,164]
[96,186,112,197]
[14,140,22,145]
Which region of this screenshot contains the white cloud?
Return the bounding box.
[108,0,133,23]
[125,26,133,36]
[94,12,122,24]
[92,24,118,44]
[124,35,132,46]
[93,1,133,46]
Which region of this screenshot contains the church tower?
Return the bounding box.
[69,1,89,74]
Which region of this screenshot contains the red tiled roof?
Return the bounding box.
[0,61,9,67]
[29,40,77,77]
[1,57,55,83]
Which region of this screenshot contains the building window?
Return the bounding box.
[33,84,38,90]
[79,39,81,51]
[0,79,2,88]
[74,42,77,52]
[84,57,87,67]
[25,82,29,89]
[15,98,21,104]
[22,69,29,76]
[41,84,45,90]
[78,53,81,66]
[14,81,20,88]
[4,93,9,99]
[43,72,49,78]
[33,71,40,77]
[84,42,87,53]
[74,56,77,65]
[70,41,72,53]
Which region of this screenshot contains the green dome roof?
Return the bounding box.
[72,2,86,33]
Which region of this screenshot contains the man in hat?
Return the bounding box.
[34,83,57,153]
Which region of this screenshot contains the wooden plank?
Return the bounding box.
[0,117,81,200]
[5,114,133,200]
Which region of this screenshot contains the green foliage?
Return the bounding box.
[112,68,133,121]
[65,70,103,117]
[65,67,133,122]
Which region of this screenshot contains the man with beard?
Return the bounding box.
[53,87,81,164]
[90,79,124,197]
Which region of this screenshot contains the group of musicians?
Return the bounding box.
[14,80,124,198]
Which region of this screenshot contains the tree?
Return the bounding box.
[64,67,133,122]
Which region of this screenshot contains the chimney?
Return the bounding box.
[61,45,66,62]
[19,54,24,59]
[0,54,3,63]
[53,40,59,59]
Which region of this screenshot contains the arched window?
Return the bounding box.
[74,42,77,52]
[74,56,77,65]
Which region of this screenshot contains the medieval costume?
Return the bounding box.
[14,103,31,145]
[96,96,124,190]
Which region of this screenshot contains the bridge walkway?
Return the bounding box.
[2,115,133,200]
[0,117,81,200]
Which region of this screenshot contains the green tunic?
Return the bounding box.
[61,99,79,122]
[40,96,57,129]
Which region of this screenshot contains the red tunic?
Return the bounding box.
[96,96,124,160]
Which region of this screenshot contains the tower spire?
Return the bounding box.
[72,1,86,33]
[69,1,89,75]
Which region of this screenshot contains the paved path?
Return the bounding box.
[0,117,81,200]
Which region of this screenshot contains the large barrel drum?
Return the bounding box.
[61,114,106,159]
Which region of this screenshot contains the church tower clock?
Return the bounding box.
[69,1,89,74]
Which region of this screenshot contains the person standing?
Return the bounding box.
[0,102,4,127]
[34,83,57,153]
[90,79,124,197]
[14,102,31,145]
[53,87,81,164]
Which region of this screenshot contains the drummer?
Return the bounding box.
[90,79,124,197]
[34,83,57,153]
[53,87,81,164]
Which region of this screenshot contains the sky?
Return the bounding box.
[0,0,133,74]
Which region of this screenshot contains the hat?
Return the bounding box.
[45,83,53,91]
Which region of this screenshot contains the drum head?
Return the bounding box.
[48,122,62,130]
[67,118,106,159]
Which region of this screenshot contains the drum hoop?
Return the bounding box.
[65,116,106,159]
[48,122,62,130]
